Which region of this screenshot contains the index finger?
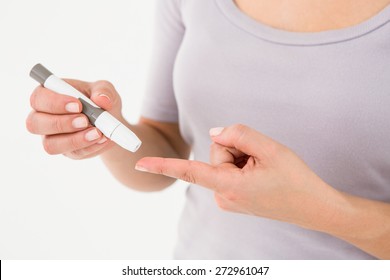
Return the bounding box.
[135,157,226,190]
[30,85,82,114]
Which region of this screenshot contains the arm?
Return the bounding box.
[100,0,190,190]
[135,124,390,259]
[100,116,190,191]
[27,1,187,191]
[323,192,390,259]
[26,79,190,192]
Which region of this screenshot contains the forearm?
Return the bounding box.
[328,192,390,259]
[300,185,390,259]
[100,120,185,192]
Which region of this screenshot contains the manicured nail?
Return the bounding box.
[135,165,149,172]
[209,127,224,137]
[97,137,108,144]
[85,129,100,141]
[65,102,80,113]
[72,117,88,129]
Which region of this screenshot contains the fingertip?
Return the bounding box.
[91,94,112,111]
[135,157,155,172]
[98,93,111,102]
[209,127,225,137]
[134,164,149,172]
[65,101,82,113]
[85,128,102,142]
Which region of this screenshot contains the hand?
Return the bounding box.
[26,79,122,159]
[135,124,340,229]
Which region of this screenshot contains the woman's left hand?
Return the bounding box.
[135,124,340,229]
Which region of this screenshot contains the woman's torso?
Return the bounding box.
[142,0,390,259]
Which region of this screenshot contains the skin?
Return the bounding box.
[27,79,190,191]
[136,125,390,259]
[233,0,390,32]
[26,0,390,258]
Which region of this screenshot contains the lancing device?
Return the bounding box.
[30,63,142,152]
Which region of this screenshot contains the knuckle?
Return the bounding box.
[181,169,197,184]
[179,161,198,184]
[53,116,64,133]
[232,123,248,133]
[232,123,248,142]
[47,99,58,114]
[162,160,198,184]
[68,135,81,151]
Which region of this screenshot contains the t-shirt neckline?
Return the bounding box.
[215,0,390,46]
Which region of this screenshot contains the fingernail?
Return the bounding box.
[97,136,108,144]
[209,127,224,137]
[98,94,110,101]
[65,102,80,113]
[135,165,149,172]
[72,117,88,129]
[85,129,100,141]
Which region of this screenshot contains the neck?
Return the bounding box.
[234,0,390,32]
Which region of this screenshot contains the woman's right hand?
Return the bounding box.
[26,79,123,159]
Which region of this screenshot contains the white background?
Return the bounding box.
[0,0,187,259]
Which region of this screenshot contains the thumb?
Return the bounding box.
[209,124,277,158]
[89,80,122,112]
[63,79,121,112]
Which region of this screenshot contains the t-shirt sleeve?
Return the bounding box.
[140,0,185,123]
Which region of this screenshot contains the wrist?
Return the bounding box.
[301,185,389,244]
[325,193,389,241]
[291,181,345,233]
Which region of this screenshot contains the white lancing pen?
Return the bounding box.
[30,63,142,152]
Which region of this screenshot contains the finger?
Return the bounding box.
[135,157,228,190]
[210,142,246,166]
[209,124,281,158]
[88,80,121,111]
[26,111,89,135]
[64,138,111,160]
[42,128,104,155]
[30,86,82,114]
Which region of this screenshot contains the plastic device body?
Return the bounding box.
[30,64,142,152]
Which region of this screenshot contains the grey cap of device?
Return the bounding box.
[30,63,53,85]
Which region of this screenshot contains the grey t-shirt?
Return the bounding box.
[141,0,390,259]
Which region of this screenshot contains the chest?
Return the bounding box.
[233,0,390,32]
[173,1,390,156]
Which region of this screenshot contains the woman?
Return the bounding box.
[26,0,390,259]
